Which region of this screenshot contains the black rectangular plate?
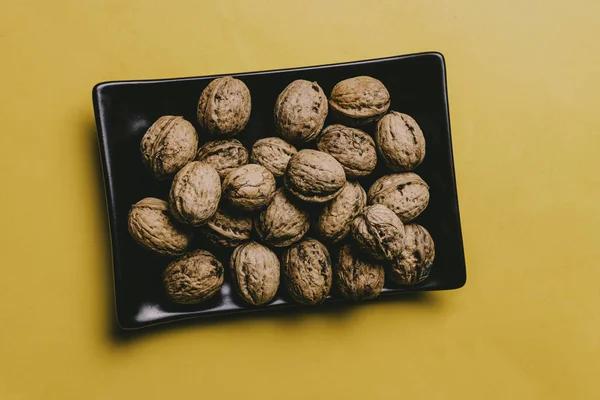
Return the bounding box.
[93,52,466,330]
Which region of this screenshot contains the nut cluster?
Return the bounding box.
[128,73,435,307]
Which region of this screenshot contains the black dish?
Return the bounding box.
[93,52,466,329]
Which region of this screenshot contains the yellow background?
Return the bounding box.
[1,0,598,398]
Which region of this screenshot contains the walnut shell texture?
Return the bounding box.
[284,149,347,203]
[196,139,249,179]
[201,206,252,248]
[163,250,224,304]
[222,164,276,211]
[230,241,280,306]
[376,112,426,171]
[282,238,332,305]
[255,188,310,247]
[315,181,366,243]
[352,204,405,260]
[128,197,192,256]
[250,137,298,177]
[335,244,385,301]
[140,116,198,181]
[274,80,328,144]
[367,172,430,222]
[169,161,221,226]
[316,124,377,178]
[329,76,390,125]
[389,224,435,285]
[197,76,251,136]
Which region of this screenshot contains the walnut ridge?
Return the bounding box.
[352,204,405,260]
[163,250,224,304]
[389,224,435,285]
[230,241,280,306]
[376,112,426,171]
[222,164,276,211]
[196,139,249,179]
[315,181,366,243]
[316,124,377,178]
[255,188,310,247]
[250,137,297,177]
[329,76,390,125]
[335,244,385,301]
[201,206,252,247]
[197,76,251,136]
[367,172,430,222]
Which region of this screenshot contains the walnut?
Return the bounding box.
[314,181,366,243]
[169,161,221,226]
[367,173,430,222]
[230,241,280,306]
[222,164,276,211]
[329,76,390,125]
[127,198,192,256]
[163,250,224,304]
[335,244,385,301]
[201,206,252,247]
[389,224,435,285]
[196,139,249,179]
[274,80,328,144]
[140,116,198,180]
[316,124,377,178]
[281,238,332,305]
[352,204,405,260]
[376,112,425,171]
[284,149,346,203]
[250,137,297,177]
[255,188,310,247]
[197,76,251,136]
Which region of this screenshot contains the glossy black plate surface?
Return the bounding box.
[93,52,466,329]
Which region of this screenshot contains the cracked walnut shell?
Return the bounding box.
[140,116,198,181]
[163,250,224,304]
[329,76,390,125]
[376,112,426,171]
[389,224,435,285]
[230,241,280,306]
[201,206,252,248]
[367,172,430,223]
[316,124,377,178]
[222,164,276,211]
[255,188,310,247]
[282,238,332,305]
[335,244,385,301]
[128,197,192,256]
[197,76,251,136]
[314,181,366,243]
[352,204,405,261]
[196,139,249,179]
[250,137,297,178]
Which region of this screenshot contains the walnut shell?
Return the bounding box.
[314,181,366,243]
[329,76,390,125]
[201,206,252,247]
[163,250,224,304]
[255,188,310,247]
[128,198,192,256]
[316,124,377,178]
[196,139,249,179]
[169,161,221,226]
[230,241,280,306]
[367,173,430,222]
[222,164,276,211]
[352,204,405,260]
[389,224,435,285]
[197,76,251,136]
[284,149,346,203]
[376,112,426,171]
[140,116,198,181]
[274,80,328,144]
[250,137,297,177]
[335,244,385,301]
[282,238,332,305]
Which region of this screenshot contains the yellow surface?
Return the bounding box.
[1,0,599,398]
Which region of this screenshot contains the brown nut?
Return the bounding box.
[274,80,328,144]
[197,76,251,136]
[222,164,276,211]
[163,250,224,304]
[128,198,192,256]
[389,224,435,285]
[367,173,430,222]
[230,241,280,306]
[169,161,221,226]
[250,137,297,177]
[282,238,332,305]
[335,244,385,301]
[316,124,377,178]
[329,76,390,125]
[314,181,366,243]
[376,112,426,171]
[352,204,405,260]
[196,139,249,179]
[140,116,198,181]
[255,188,310,247]
[284,149,346,203]
[201,206,252,248]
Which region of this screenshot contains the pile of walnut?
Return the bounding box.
[128,75,435,307]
